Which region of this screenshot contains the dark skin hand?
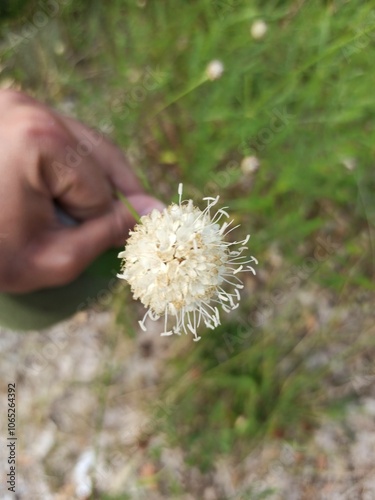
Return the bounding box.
[0,90,164,293]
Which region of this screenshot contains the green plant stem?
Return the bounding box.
[116,191,141,223]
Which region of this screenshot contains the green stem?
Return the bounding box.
[151,75,209,118]
[116,191,141,223]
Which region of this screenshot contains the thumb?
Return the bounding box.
[26,195,165,290]
[106,194,166,248]
[125,193,166,217]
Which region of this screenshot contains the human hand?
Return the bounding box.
[0,90,164,293]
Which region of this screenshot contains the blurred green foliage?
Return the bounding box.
[156,318,326,471]
[0,0,30,20]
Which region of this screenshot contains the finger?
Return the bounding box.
[0,89,37,111]
[17,207,123,291]
[125,192,166,224]
[23,197,165,291]
[39,116,115,221]
[57,115,143,196]
[1,92,142,209]
[57,115,166,220]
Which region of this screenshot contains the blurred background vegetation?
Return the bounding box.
[1,0,374,491]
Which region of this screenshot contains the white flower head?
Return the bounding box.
[241,156,260,175]
[117,184,258,341]
[341,157,356,171]
[205,60,224,81]
[250,20,268,40]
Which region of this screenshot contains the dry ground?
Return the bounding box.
[1,279,375,500]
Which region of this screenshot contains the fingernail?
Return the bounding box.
[139,201,166,217]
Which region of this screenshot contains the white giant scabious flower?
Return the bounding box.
[205,60,224,81]
[117,184,258,341]
[250,20,268,40]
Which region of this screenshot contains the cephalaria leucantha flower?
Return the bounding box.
[250,20,268,40]
[117,184,258,342]
[205,60,224,81]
